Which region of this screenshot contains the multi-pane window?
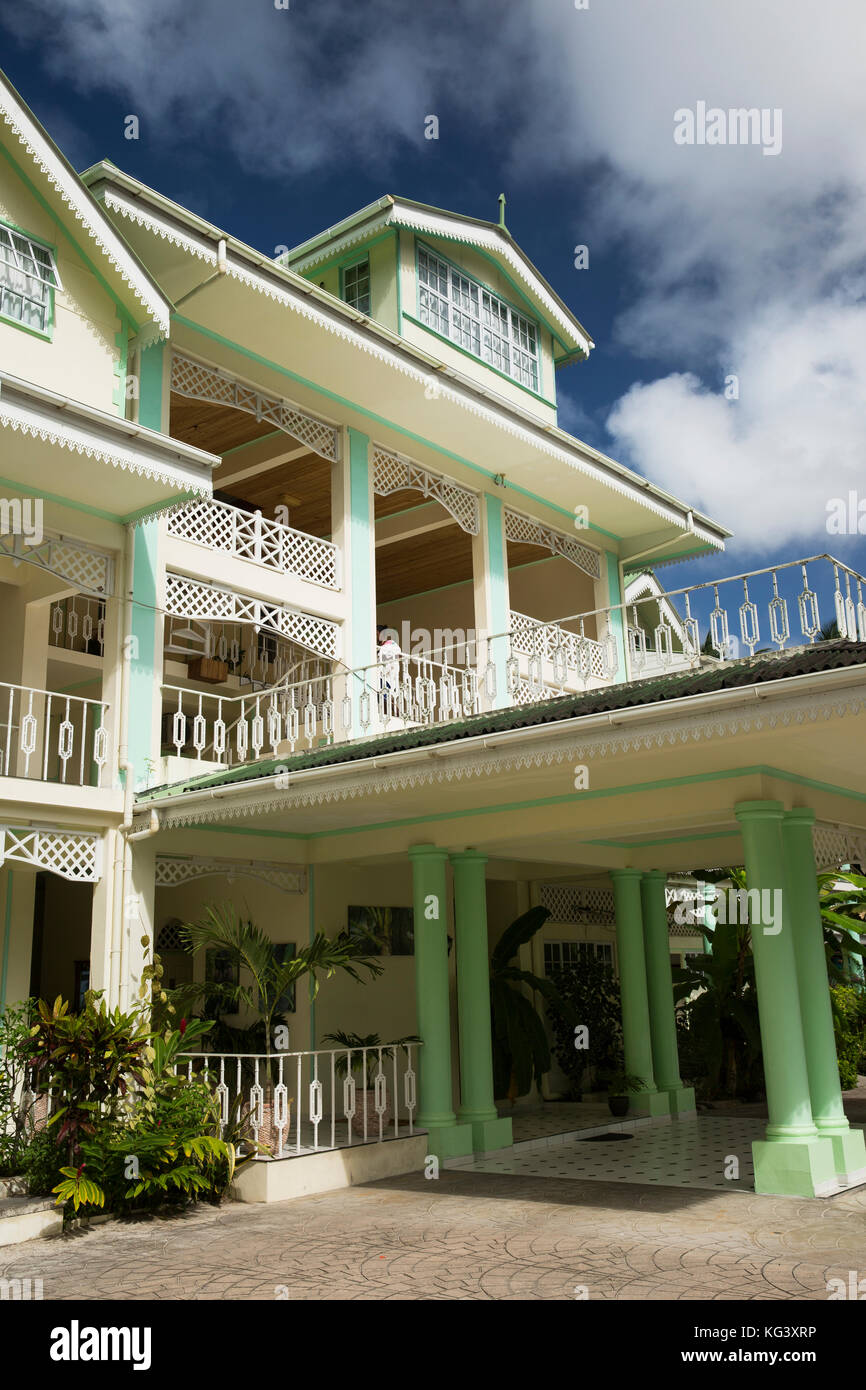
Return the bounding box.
[417,243,540,392]
[0,222,60,335]
[343,258,370,314]
[543,940,613,973]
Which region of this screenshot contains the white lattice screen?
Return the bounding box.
[164,572,338,660]
[504,507,601,580]
[171,351,338,462]
[0,826,101,882]
[372,445,480,535]
[813,823,866,871]
[155,855,306,894]
[540,882,702,936]
[0,532,114,595]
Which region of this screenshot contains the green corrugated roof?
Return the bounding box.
[138,642,866,804]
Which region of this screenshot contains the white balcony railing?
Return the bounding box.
[166,497,340,590]
[0,682,110,787]
[177,1045,420,1156]
[509,609,611,690]
[49,595,106,658]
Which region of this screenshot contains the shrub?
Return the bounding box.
[548,957,622,1093]
[20,1130,64,1196]
[0,999,38,1174]
[831,984,865,1091]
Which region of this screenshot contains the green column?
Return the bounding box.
[640,871,695,1114]
[408,846,472,1159]
[735,801,836,1197]
[610,870,668,1115]
[783,810,866,1186]
[450,850,512,1152]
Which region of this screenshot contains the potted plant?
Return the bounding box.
[605,1071,645,1117]
[321,1031,421,1137]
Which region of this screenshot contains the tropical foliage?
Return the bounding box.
[321,1031,421,1090]
[548,955,622,1095]
[489,905,574,1100]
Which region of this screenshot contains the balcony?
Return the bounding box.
[0,681,110,788]
[152,554,866,781]
[166,496,340,591]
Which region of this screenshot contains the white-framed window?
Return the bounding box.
[0,221,61,335]
[417,242,540,393]
[543,939,613,973]
[343,258,370,314]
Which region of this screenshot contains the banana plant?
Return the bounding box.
[489,905,575,1101]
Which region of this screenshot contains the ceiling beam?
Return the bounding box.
[215,442,311,490]
[374,503,459,548]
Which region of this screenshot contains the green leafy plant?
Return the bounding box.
[830,984,865,1090]
[489,905,574,1101]
[0,998,39,1174]
[548,956,622,1096]
[321,1031,421,1090]
[604,1071,645,1098]
[52,1164,106,1212]
[19,1130,64,1196]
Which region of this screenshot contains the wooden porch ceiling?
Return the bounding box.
[376,523,474,604]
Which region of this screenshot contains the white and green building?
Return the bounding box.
[2,67,865,1201]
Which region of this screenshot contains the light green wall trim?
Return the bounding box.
[402,312,556,410]
[173,314,621,543]
[588,830,734,849]
[220,428,284,458]
[0,870,12,1011]
[348,428,374,672]
[0,473,118,522]
[605,550,627,682]
[0,143,141,334]
[308,863,316,1050]
[128,520,158,789]
[138,342,165,432]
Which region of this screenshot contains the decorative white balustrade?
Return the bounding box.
[547,554,866,682]
[49,595,106,658]
[166,497,340,590]
[161,652,481,766]
[508,609,612,692]
[177,1046,420,1156]
[0,682,110,787]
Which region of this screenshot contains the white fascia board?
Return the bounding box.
[102,190,726,545]
[0,373,217,507]
[0,86,171,337]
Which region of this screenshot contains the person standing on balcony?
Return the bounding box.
[376,624,403,716]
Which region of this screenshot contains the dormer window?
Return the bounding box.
[342,257,370,314]
[417,242,540,393]
[0,220,61,336]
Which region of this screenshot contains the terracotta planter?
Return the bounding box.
[240,1094,293,1156]
[608,1095,629,1117]
[351,1090,392,1138]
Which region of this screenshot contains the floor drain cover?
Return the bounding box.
[579,1133,634,1142]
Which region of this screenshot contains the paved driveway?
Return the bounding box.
[4,1168,866,1300]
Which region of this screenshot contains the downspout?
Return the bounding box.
[109,521,137,1008]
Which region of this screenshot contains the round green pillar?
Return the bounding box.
[641,871,692,1112]
[408,845,458,1132]
[610,870,661,1107]
[782,810,866,1183]
[450,850,512,1152]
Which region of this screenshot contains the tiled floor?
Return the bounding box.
[449,1115,761,1192]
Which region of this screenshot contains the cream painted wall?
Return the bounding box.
[37,875,92,1004]
[377,572,477,661]
[0,867,36,1008]
[0,154,124,414]
[508,557,598,637]
[306,235,398,334]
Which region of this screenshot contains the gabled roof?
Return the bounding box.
[285,195,594,363]
[0,68,171,338]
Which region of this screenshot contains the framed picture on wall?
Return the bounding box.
[205,948,239,990]
[258,942,297,1015]
[347,905,414,956]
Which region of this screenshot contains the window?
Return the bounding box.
[543,940,613,973]
[0,221,61,335]
[343,258,370,315]
[417,243,540,392]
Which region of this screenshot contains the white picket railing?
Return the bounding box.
[508,609,612,688]
[0,682,110,786]
[176,1046,420,1156]
[166,496,340,590]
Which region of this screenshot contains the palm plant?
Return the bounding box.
[817,871,866,981]
[321,1031,421,1090]
[489,905,574,1101]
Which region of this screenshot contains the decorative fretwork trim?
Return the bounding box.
[372,445,479,535]
[0,102,170,336]
[504,507,601,579]
[0,531,114,596]
[164,572,339,660]
[145,680,866,827]
[813,822,866,871]
[0,825,101,882]
[171,351,338,463]
[155,854,306,894]
[539,882,705,937]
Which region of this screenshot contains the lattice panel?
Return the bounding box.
[0,826,101,882]
[372,445,480,535]
[156,919,186,950]
[164,573,338,660]
[0,532,114,595]
[167,497,338,589]
[504,507,601,580]
[155,855,306,894]
[813,823,866,871]
[540,884,616,926]
[171,352,338,461]
[510,611,609,682]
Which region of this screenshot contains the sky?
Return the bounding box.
[1,0,864,603]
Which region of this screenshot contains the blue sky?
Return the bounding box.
[2,0,864,615]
